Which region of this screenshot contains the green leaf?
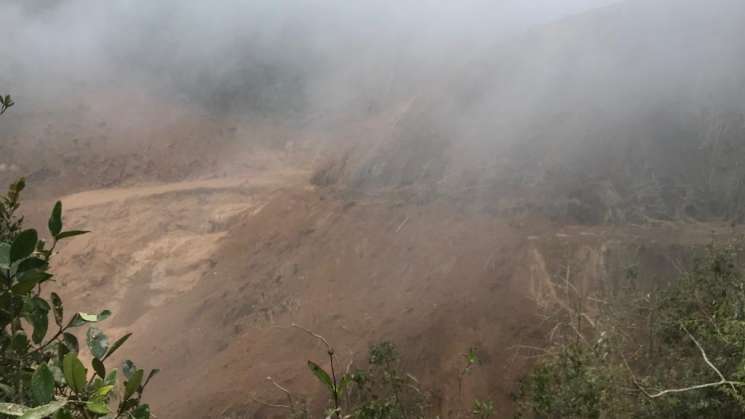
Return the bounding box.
[0,293,24,328]
[50,293,63,327]
[124,369,144,401]
[94,310,111,321]
[62,333,79,354]
[23,299,50,345]
[131,404,151,419]
[78,312,98,322]
[0,95,14,114]
[48,364,65,386]
[10,230,38,264]
[49,202,62,238]
[29,312,48,345]
[0,242,10,267]
[62,353,87,394]
[32,323,49,348]
[0,402,29,416]
[23,297,50,344]
[92,357,106,379]
[11,331,29,354]
[57,341,70,362]
[29,296,51,312]
[86,327,108,359]
[103,332,131,361]
[143,369,160,388]
[31,365,55,404]
[119,399,139,412]
[68,314,84,328]
[307,360,335,394]
[11,279,42,296]
[55,230,89,240]
[19,400,67,419]
[69,310,112,327]
[89,376,103,391]
[103,369,117,387]
[12,271,53,295]
[95,384,114,397]
[338,373,351,395]
[85,401,109,415]
[16,257,46,273]
[53,409,73,419]
[122,360,136,379]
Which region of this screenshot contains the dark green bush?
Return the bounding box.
[0,180,157,419]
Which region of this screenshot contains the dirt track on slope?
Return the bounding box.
[48,163,539,417]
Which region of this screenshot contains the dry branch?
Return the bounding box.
[633,325,745,399]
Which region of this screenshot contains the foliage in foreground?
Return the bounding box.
[0,180,157,419]
[515,240,745,418]
[254,326,495,419]
[294,334,432,419]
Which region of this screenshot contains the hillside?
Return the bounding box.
[46,164,739,417]
[3,0,745,417]
[318,0,745,224]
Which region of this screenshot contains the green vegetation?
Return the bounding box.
[285,326,432,419]
[515,240,745,418]
[256,326,494,418]
[0,94,13,115]
[0,179,157,419]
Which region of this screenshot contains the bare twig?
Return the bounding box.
[267,376,295,404]
[251,376,302,416]
[250,394,291,410]
[344,352,355,375]
[641,378,745,399]
[581,312,597,329]
[395,216,409,233]
[682,325,739,394]
[632,325,745,399]
[292,323,332,351]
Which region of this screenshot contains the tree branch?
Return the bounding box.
[632,325,745,399]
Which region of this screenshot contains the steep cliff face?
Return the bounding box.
[318,0,745,224]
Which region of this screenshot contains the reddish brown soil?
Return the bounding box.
[39,160,737,418]
[5,89,741,418]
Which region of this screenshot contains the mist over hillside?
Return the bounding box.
[4,1,745,418]
[1,0,618,115]
[2,0,744,218]
[320,0,745,224]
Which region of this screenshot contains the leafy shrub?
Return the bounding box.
[345,341,430,419]
[515,240,745,418]
[284,331,494,418]
[0,180,157,419]
[0,179,25,243]
[255,326,434,419]
[514,343,627,418]
[471,399,495,419]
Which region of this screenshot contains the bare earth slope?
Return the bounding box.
[6,2,745,416]
[43,160,738,418]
